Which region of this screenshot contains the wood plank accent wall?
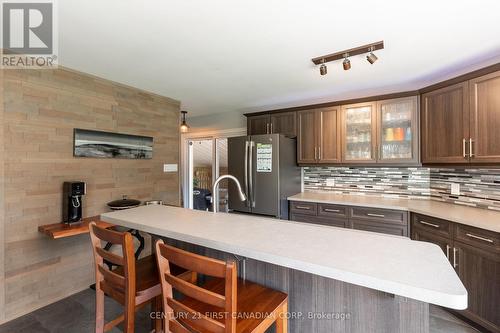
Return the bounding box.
[0,67,181,322]
[0,64,5,322]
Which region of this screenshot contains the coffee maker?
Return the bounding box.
[63,181,86,223]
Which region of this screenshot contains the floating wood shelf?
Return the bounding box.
[38,216,114,239]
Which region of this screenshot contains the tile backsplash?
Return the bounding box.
[303,167,500,211]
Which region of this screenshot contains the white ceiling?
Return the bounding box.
[59,0,500,117]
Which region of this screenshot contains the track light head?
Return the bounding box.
[319,59,327,75]
[319,64,327,75]
[366,52,378,64]
[342,57,351,71]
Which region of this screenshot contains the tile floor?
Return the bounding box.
[0,289,482,333]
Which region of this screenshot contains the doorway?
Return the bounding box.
[188,139,214,211]
[182,128,246,211]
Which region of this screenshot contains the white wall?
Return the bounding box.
[189,110,246,132]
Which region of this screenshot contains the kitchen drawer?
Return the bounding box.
[411,214,453,239]
[350,219,409,237]
[318,203,348,218]
[291,213,348,228]
[455,224,500,253]
[350,207,407,224]
[290,201,317,216]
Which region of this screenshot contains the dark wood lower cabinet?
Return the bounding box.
[455,241,500,333]
[291,213,348,228]
[350,219,408,237]
[291,207,500,332]
[411,227,452,258]
[411,213,500,333]
[289,201,409,237]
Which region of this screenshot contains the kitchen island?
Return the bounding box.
[101,205,467,333]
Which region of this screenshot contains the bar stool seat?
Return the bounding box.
[180,278,288,333]
[111,255,161,304]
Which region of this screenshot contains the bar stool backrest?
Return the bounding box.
[155,240,237,333]
[89,222,136,332]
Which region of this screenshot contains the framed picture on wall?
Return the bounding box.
[73,129,153,159]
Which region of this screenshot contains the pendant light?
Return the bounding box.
[180,111,189,133]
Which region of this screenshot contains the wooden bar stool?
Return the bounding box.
[89,222,164,333]
[155,240,289,333]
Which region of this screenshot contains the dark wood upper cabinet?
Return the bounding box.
[469,70,500,163]
[270,111,296,136]
[421,82,469,164]
[246,64,500,166]
[297,109,317,164]
[297,107,341,164]
[317,107,341,163]
[341,102,378,163]
[247,112,296,136]
[247,114,270,135]
[377,96,419,164]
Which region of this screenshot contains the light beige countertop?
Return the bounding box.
[288,192,500,233]
[101,205,467,309]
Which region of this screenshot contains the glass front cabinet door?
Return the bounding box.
[342,102,378,163]
[341,97,419,164]
[377,96,419,164]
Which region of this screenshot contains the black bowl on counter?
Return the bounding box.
[107,195,141,210]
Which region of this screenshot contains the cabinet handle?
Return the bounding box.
[453,247,458,268]
[419,221,440,228]
[324,208,340,213]
[318,146,321,160]
[314,147,317,160]
[469,138,474,158]
[296,205,311,210]
[270,123,274,134]
[462,138,468,159]
[446,244,451,260]
[367,213,385,218]
[466,233,493,243]
[266,123,270,134]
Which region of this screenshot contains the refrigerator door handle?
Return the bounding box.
[244,141,249,207]
[249,141,255,207]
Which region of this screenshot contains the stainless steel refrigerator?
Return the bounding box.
[228,134,301,219]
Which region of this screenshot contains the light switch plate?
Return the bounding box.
[163,164,178,172]
[326,178,336,187]
[451,183,460,195]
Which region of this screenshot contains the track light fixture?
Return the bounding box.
[311,40,383,75]
[366,46,378,64]
[342,54,351,71]
[319,59,327,75]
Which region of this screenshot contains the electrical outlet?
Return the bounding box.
[451,183,460,195]
[163,164,178,172]
[326,178,336,187]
